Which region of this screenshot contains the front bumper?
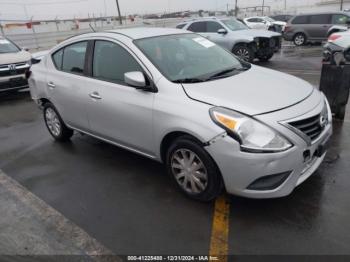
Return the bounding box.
[0,75,28,93]
[205,96,333,199]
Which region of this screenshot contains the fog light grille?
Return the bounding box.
[247,171,292,191]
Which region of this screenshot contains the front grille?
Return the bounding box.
[288,114,324,141]
[0,62,30,77]
[259,37,281,49]
[0,77,28,90]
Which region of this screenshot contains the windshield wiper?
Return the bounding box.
[206,67,246,81]
[173,78,205,84]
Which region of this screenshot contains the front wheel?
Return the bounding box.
[166,136,223,202]
[43,103,73,142]
[232,45,254,62]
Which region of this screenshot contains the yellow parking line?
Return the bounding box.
[209,195,230,261]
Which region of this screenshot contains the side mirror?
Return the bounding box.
[124,71,146,88]
[217,28,228,35]
[22,47,30,51]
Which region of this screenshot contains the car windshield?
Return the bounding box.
[221,19,248,31]
[135,34,247,83]
[0,39,20,53]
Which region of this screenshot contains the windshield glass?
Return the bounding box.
[0,39,20,53]
[221,19,248,31]
[135,34,246,83]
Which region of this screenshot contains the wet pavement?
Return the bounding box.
[0,49,349,257]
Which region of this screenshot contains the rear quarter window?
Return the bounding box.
[176,24,187,29]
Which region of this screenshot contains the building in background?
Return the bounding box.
[235,0,350,17]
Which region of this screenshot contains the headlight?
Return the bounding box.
[210,107,292,153]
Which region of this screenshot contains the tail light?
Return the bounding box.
[328,34,341,42]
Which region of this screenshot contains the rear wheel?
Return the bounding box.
[166,136,223,202]
[43,103,73,142]
[293,33,307,46]
[232,45,254,62]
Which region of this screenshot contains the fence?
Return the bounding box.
[0,17,183,51]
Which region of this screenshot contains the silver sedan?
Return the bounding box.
[28,28,332,201]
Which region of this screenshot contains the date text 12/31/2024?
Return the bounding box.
[127,256,220,261]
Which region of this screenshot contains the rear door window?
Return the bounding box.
[188,22,207,32]
[292,15,309,24]
[62,41,88,75]
[309,14,331,24]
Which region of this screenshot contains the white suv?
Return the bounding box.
[0,37,31,93]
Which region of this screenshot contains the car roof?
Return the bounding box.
[106,27,189,40]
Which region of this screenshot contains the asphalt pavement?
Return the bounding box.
[0,48,349,259]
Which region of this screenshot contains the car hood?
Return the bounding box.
[182,65,314,116]
[0,50,31,65]
[230,29,281,39]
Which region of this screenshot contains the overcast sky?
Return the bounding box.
[0,0,344,20]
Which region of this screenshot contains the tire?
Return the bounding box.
[166,135,223,202]
[258,53,274,62]
[293,33,307,46]
[232,45,254,62]
[43,102,73,142]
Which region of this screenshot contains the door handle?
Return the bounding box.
[89,91,102,100]
[47,82,56,88]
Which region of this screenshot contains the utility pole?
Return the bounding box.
[284,0,287,12]
[340,0,344,11]
[262,0,265,16]
[115,0,122,25]
[235,0,238,17]
[227,3,229,15]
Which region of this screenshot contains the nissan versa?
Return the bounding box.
[28,28,332,201]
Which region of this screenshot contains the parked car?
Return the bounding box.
[243,16,286,32]
[0,37,31,93]
[270,14,294,23]
[28,28,332,201]
[324,30,350,64]
[176,17,282,62]
[284,12,350,46]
